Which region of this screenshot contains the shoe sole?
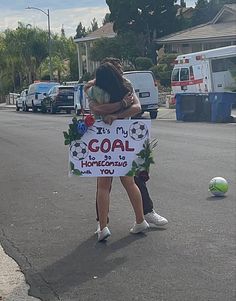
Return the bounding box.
[147,221,168,227]
[130,225,149,234]
[98,232,111,242]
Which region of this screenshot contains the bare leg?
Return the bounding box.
[96,178,113,222]
[97,177,113,230]
[120,176,144,224]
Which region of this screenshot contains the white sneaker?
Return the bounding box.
[94,222,100,234]
[97,227,111,242]
[130,220,149,234]
[144,210,168,226]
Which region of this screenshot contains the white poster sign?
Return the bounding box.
[69,119,151,177]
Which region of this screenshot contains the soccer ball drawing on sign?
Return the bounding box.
[129,121,149,141]
[70,140,88,161]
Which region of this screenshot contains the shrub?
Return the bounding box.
[135,57,153,70]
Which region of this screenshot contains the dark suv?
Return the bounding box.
[41,85,74,114]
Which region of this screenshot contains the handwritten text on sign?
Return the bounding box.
[69,119,151,177]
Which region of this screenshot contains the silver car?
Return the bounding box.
[16,89,28,111]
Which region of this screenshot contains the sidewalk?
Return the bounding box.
[0,103,15,110]
[0,245,39,301]
[157,107,176,120]
[0,102,177,120]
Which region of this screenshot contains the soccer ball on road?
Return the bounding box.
[70,140,88,161]
[209,177,228,196]
[129,121,148,141]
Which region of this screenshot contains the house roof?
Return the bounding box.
[155,22,236,44]
[74,23,116,43]
[212,3,236,23]
[155,4,236,44]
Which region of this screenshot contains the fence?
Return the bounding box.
[0,95,6,104]
[5,93,20,105]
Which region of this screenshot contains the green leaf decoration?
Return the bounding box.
[63,115,87,145]
[138,150,146,158]
[70,161,75,170]
[132,161,138,168]
[126,170,136,176]
[63,131,69,139]
[73,169,82,176]
[72,117,77,124]
[69,160,82,176]
[133,138,158,176]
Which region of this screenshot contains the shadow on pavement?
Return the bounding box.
[30,234,146,300]
[206,195,227,201]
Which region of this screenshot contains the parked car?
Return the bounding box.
[74,84,90,116]
[16,89,28,111]
[41,85,75,114]
[123,71,159,119]
[25,81,59,112]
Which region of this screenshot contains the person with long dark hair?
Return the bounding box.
[85,58,168,238]
[86,62,149,241]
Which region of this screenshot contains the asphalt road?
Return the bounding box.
[0,110,235,301]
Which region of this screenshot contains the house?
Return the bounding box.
[155,4,236,54]
[74,4,236,79]
[74,22,116,79]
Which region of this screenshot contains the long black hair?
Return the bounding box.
[95,62,131,103]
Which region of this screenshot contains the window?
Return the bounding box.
[180,68,189,81]
[212,57,236,73]
[171,68,180,81]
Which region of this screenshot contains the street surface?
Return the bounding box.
[0,110,235,301]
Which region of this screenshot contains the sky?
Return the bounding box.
[0,0,196,37]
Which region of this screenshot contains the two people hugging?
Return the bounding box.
[84,58,168,242]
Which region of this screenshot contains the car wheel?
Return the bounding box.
[150,110,158,119]
[25,104,29,112]
[32,102,37,112]
[50,103,56,114]
[41,105,47,113]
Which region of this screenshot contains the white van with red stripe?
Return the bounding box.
[171,45,236,94]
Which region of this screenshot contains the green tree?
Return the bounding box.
[192,0,236,26]
[74,22,86,39]
[135,57,153,70]
[90,18,99,32]
[150,53,177,86]
[106,0,178,61]
[0,23,79,96]
[89,31,146,65]
[106,0,178,42]
[103,13,111,25]
[90,37,122,61]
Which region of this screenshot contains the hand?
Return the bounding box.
[103,114,117,125]
[84,79,96,93]
[121,93,134,108]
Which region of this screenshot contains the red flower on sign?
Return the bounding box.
[84,114,95,127]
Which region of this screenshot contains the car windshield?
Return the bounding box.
[37,84,59,93]
[59,87,74,92]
